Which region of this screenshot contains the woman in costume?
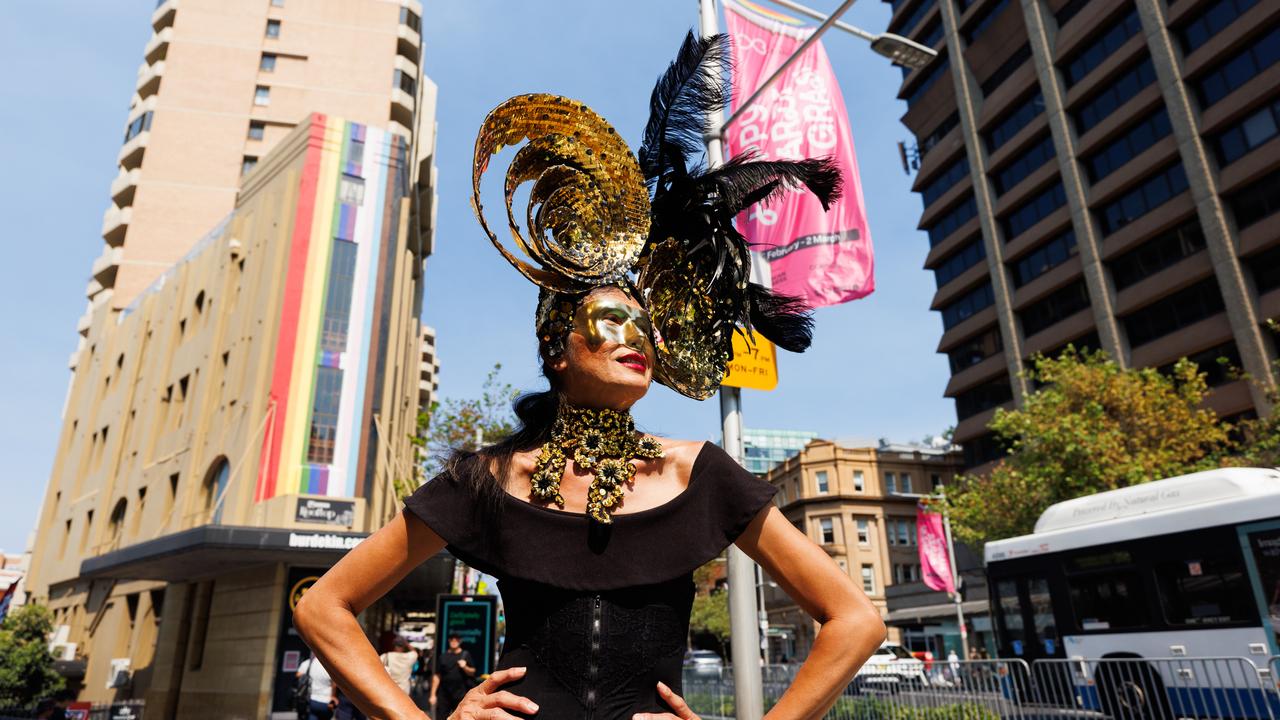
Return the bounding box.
[295,32,886,719]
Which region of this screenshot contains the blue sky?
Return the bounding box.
[0,1,952,554]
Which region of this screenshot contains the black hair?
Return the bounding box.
[441,352,563,526]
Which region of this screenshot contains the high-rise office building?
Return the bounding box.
[889,0,1280,466]
[25,2,441,714]
[78,0,435,351]
[741,427,820,475]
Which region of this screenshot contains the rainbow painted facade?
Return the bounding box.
[256,117,412,502]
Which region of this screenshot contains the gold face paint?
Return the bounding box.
[572,298,656,368]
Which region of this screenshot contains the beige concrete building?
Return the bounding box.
[80,0,435,346]
[26,112,445,718]
[889,0,1280,467]
[761,439,962,660]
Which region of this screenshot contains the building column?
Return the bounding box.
[1019,0,1129,365]
[938,0,1032,401]
[1134,0,1277,412]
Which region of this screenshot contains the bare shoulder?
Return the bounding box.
[650,437,709,479]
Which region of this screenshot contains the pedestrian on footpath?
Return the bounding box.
[296,654,339,720]
[429,634,475,719]
[379,635,420,695]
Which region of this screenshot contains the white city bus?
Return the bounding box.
[985,466,1280,664]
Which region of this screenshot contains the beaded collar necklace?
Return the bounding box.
[530,404,664,524]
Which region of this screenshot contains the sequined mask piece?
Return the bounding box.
[530,405,664,524]
[572,297,656,368]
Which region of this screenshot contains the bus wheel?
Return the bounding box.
[1096,660,1173,720]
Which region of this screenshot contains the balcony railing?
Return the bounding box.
[110,168,140,207]
[101,206,132,247]
[91,246,124,287]
[144,26,172,64]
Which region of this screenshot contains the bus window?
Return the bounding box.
[994,580,1027,654]
[1155,554,1254,626]
[1067,570,1149,631]
[1028,578,1060,655]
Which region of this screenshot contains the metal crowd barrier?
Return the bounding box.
[682,656,1276,720]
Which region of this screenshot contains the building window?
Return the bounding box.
[1179,0,1260,54]
[1108,219,1205,290]
[920,156,970,208]
[886,472,898,494]
[962,0,1010,44]
[1055,0,1092,27]
[1247,244,1280,294]
[1002,180,1066,241]
[248,121,265,141]
[1084,108,1173,182]
[272,0,285,5]
[338,174,366,206]
[1195,25,1280,108]
[393,68,417,96]
[963,431,1004,468]
[980,44,1031,97]
[904,58,951,109]
[853,470,865,492]
[918,112,960,157]
[321,239,359,351]
[819,517,836,545]
[307,367,343,464]
[1157,342,1242,387]
[1020,280,1091,337]
[861,565,876,593]
[1097,163,1189,236]
[926,195,978,247]
[857,518,870,545]
[941,281,995,330]
[1123,278,1225,347]
[947,325,1003,373]
[984,91,1044,154]
[901,474,913,494]
[991,134,1055,197]
[265,19,281,38]
[123,111,154,143]
[932,473,944,490]
[935,237,986,289]
[1073,56,1156,135]
[1227,166,1280,230]
[399,7,422,33]
[777,484,787,505]
[254,85,270,106]
[240,155,258,175]
[1062,8,1141,87]
[955,375,1014,419]
[1214,97,1280,167]
[919,19,944,48]
[1011,230,1078,288]
[259,53,277,72]
[816,470,829,495]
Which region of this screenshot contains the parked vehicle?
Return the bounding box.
[852,642,927,691]
[683,649,724,677]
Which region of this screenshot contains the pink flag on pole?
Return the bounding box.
[917,504,956,593]
[723,0,874,308]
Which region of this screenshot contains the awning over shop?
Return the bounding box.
[79,524,455,608]
[885,599,988,625]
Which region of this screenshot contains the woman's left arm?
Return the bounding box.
[737,504,886,719]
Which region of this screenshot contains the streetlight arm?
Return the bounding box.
[764,0,877,41]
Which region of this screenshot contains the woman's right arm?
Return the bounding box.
[293,510,442,719]
[294,510,539,720]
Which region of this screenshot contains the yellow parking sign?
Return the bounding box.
[722,331,778,391]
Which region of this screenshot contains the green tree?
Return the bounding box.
[0,604,66,709]
[947,348,1230,546]
[688,590,731,657]
[418,364,518,480]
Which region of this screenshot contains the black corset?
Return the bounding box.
[494,576,695,718]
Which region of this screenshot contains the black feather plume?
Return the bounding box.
[747,283,814,352]
[705,153,844,214]
[638,31,730,186]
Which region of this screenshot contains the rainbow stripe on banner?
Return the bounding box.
[256,116,407,501]
[731,0,810,26]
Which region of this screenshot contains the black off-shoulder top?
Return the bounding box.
[403,442,777,719]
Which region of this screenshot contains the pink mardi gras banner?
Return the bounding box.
[724,0,875,308]
[917,504,956,593]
